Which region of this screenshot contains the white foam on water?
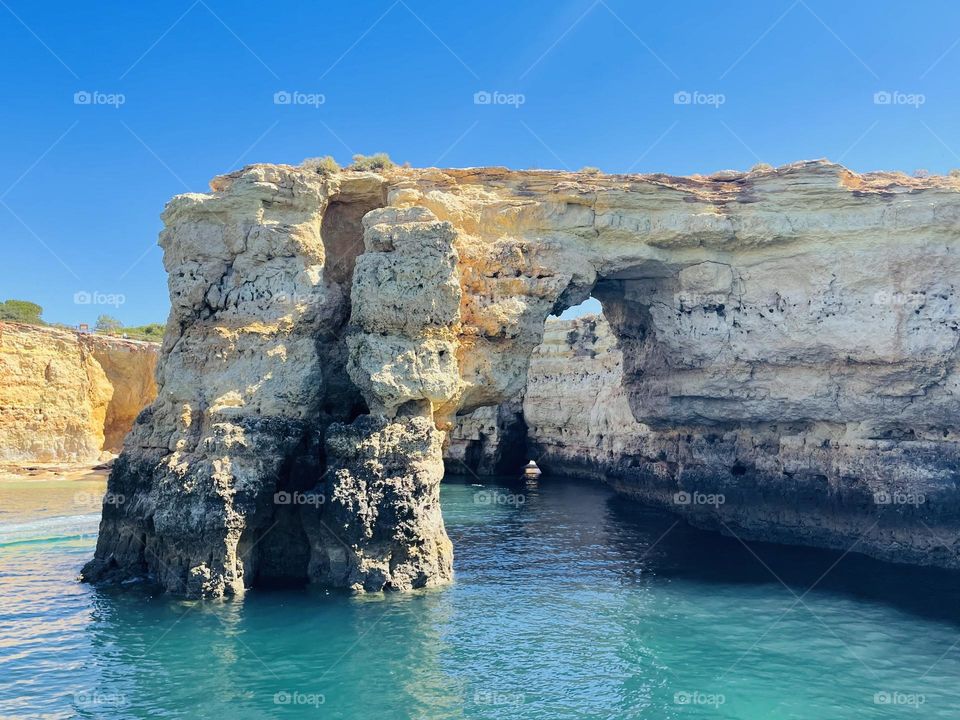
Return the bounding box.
[0,513,100,545]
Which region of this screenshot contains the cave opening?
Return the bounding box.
[551,295,604,321]
[316,191,387,426]
[238,507,312,590]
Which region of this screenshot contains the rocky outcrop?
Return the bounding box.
[315,415,452,591]
[81,333,159,452]
[457,310,960,569]
[86,160,960,596]
[444,395,526,476]
[0,322,157,463]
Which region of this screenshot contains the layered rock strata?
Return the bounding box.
[457,311,960,568]
[0,322,157,463]
[86,160,960,596]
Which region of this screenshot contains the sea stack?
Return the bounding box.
[83,160,960,597]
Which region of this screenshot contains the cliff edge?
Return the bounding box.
[0,322,158,464]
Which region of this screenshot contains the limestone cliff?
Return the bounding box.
[456,310,960,568]
[443,395,526,476]
[85,160,960,596]
[0,322,158,463]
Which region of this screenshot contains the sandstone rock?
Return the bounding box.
[0,322,157,463]
[456,312,960,568]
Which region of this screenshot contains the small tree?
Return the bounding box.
[95,314,123,334]
[122,323,165,341]
[0,299,43,324]
[750,162,774,173]
[913,169,931,179]
[301,156,340,174]
[349,153,395,171]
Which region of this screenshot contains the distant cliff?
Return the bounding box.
[0,322,158,463]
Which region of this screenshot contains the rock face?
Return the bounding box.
[86,160,960,596]
[443,396,526,476]
[0,322,157,463]
[522,315,637,484]
[317,416,452,591]
[458,309,960,569]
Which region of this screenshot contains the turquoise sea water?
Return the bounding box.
[2,475,960,719]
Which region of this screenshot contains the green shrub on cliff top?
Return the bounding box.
[0,299,43,324]
[301,156,340,174]
[349,153,395,171]
[122,323,165,341]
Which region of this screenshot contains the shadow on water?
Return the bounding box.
[445,473,960,629]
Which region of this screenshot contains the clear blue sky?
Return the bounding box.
[2,0,959,326]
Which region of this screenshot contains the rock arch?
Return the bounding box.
[84,161,960,597]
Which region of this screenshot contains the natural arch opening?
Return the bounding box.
[551,295,603,320]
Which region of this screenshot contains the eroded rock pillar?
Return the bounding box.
[307,206,462,591]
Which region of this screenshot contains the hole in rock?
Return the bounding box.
[238,507,311,590]
[315,190,385,426]
[321,194,384,286]
[551,295,603,320]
